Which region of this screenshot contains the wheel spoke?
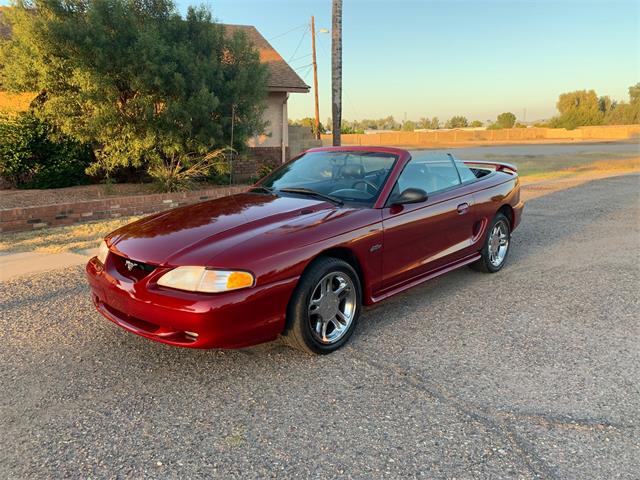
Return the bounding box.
[335,281,349,297]
[307,271,357,345]
[319,278,327,298]
[330,317,343,331]
[487,220,509,266]
[321,320,328,342]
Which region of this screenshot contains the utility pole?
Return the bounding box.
[331,0,342,146]
[310,16,321,140]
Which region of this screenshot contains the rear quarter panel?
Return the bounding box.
[470,171,521,237]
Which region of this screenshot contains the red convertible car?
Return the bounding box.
[87,146,523,354]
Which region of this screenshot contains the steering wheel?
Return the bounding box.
[351,180,379,194]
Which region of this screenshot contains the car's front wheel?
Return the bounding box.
[472,212,511,273]
[283,257,362,354]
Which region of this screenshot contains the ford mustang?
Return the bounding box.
[86,146,524,354]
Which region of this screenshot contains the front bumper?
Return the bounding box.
[86,257,297,349]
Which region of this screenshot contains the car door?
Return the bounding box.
[380,153,477,290]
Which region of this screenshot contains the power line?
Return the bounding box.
[293,62,314,71]
[289,52,313,63]
[267,23,307,41]
[288,26,309,64]
[302,65,314,81]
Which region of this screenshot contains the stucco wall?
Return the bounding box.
[321,125,640,147]
[289,125,322,158]
[247,92,288,149]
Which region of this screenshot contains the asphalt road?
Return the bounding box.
[1,174,639,479]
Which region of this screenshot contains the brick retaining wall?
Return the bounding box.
[0,185,247,233]
[235,147,289,180]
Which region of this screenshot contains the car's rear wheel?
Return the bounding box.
[471,212,511,273]
[283,257,361,354]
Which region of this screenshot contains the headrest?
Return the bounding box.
[341,164,365,179]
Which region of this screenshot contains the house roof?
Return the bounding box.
[224,24,309,93]
[0,10,309,93]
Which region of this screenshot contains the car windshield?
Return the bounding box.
[258,151,398,206]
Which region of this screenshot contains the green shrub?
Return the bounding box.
[0,113,93,189]
[148,148,231,192]
[256,161,275,179]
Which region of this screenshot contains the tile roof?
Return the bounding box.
[224,24,309,93]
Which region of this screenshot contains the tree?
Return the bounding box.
[1,0,268,177]
[445,116,468,128]
[340,121,362,134]
[402,120,416,131]
[331,0,342,146]
[598,96,614,115]
[291,117,325,136]
[418,116,440,129]
[550,90,603,129]
[493,112,516,129]
[470,120,483,128]
[605,83,640,125]
[630,83,640,103]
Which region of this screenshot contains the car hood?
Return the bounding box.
[106,192,335,266]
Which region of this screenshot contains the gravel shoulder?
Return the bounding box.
[1,174,639,478]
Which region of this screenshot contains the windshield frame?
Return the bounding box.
[254,149,401,208]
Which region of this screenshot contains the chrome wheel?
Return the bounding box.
[488,220,509,267]
[308,272,357,345]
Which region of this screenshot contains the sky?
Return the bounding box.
[180,0,638,123]
[3,0,638,123]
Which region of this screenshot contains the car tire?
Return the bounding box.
[471,212,511,273]
[283,257,362,355]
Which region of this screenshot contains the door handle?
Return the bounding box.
[457,203,470,214]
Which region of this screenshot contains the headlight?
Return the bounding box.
[157,267,255,293]
[96,241,110,265]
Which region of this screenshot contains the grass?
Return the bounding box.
[0,216,139,255]
[480,151,640,177]
[1,154,639,256]
[518,156,640,183]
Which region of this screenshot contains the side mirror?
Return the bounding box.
[393,188,428,205]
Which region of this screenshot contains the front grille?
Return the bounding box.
[111,254,156,282]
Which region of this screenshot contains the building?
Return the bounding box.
[0,9,310,176]
[224,25,309,173]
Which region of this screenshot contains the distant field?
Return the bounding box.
[481,151,640,177]
[425,140,640,177]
